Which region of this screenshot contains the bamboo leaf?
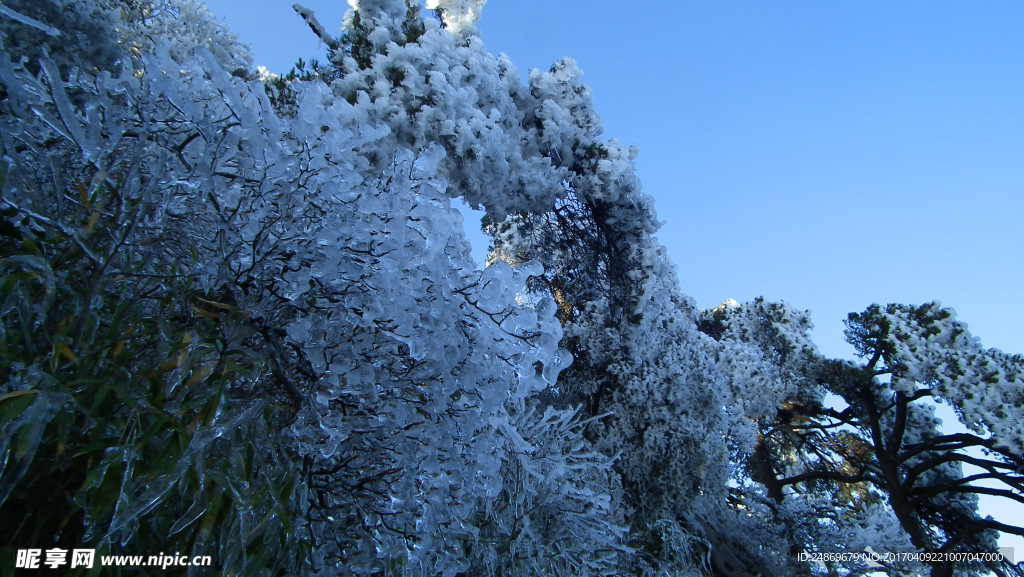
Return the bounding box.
[189,305,221,320]
[58,342,78,364]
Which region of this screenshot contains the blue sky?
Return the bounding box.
[200,0,1024,550]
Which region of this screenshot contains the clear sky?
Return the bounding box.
[200,0,1024,553]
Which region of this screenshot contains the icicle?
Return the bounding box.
[0,3,61,36]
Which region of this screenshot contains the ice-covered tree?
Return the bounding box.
[701,299,1024,577]
[270,1,732,571]
[0,0,626,574]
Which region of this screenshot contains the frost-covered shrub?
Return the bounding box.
[0,3,309,573]
[0,0,626,574]
[0,0,123,74]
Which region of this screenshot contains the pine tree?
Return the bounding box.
[701,299,1024,577]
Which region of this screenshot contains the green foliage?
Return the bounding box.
[0,163,301,575]
[341,10,375,71]
[284,57,326,82]
[401,3,426,46]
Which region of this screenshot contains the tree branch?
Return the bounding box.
[778,470,868,488]
[911,484,1024,509]
[903,452,1023,492]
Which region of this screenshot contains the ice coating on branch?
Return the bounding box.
[425,0,487,36]
[126,0,253,69]
[293,3,332,46]
[0,2,60,35]
[347,0,408,20]
[412,140,446,179]
[0,390,66,507]
[699,297,819,443]
[847,301,1024,452]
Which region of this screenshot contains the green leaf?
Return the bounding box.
[0,390,36,426]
